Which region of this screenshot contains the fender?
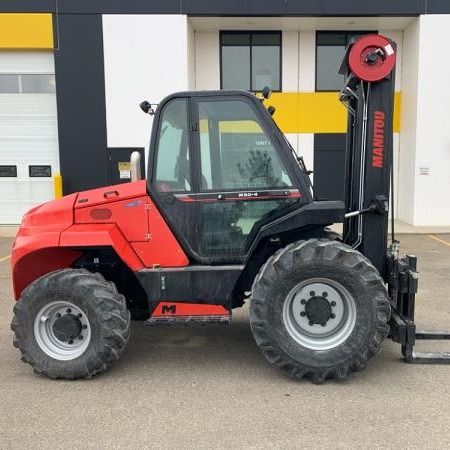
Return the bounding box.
[11,193,79,299]
[12,223,144,300]
[60,223,145,271]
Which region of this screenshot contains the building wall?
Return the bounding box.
[1,4,449,226]
[400,15,450,225]
[398,18,420,224]
[103,15,192,162]
[194,32,220,90]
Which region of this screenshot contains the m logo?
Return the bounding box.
[162,304,176,314]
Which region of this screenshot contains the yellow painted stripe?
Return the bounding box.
[201,92,401,134]
[200,119,262,133]
[53,174,63,199]
[267,91,402,134]
[0,255,11,263]
[429,234,450,248]
[0,13,53,49]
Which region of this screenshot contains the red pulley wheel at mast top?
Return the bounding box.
[348,34,396,82]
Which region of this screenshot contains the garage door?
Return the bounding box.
[0,52,59,224]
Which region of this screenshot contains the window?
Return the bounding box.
[197,98,296,257]
[316,31,376,91]
[154,98,191,192]
[220,31,281,92]
[198,99,293,191]
[0,74,55,93]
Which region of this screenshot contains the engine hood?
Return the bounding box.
[21,193,78,229]
[74,180,147,209]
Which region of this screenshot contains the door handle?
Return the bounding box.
[103,190,119,198]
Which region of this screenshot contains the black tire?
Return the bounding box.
[11,268,130,380]
[249,239,390,384]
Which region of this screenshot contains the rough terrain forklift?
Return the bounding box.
[10,35,450,383]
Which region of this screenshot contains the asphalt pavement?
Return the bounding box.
[1,234,450,449]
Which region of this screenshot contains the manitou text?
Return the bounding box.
[372,111,385,168]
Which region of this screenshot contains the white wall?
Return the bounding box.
[194,32,220,90]
[397,19,419,224]
[282,31,298,91]
[102,15,191,159]
[398,16,450,225]
[410,15,450,225]
[298,31,316,91]
[187,19,195,90]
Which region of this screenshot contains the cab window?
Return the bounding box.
[154,98,191,192]
[198,99,293,191]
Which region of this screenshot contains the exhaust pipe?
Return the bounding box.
[130,151,142,181]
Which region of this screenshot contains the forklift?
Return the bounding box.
[10,34,450,383]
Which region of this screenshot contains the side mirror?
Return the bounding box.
[261,86,272,100]
[140,100,155,115]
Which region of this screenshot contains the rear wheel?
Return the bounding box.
[11,268,130,379]
[249,239,390,383]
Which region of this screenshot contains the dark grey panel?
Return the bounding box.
[313,134,346,202]
[0,0,430,15]
[57,0,180,14]
[54,14,108,194]
[0,0,55,12]
[0,0,178,14]
[426,0,450,13]
[183,0,426,16]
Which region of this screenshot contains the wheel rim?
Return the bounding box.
[282,278,357,351]
[34,301,91,361]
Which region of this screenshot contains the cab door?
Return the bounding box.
[149,94,301,265]
[190,96,301,262]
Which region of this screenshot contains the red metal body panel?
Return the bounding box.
[60,223,145,271]
[74,181,188,267]
[11,180,189,298]
[151,302,229,317]
[75,195,149,242]
[12,248,82,299]
[131,202,189,267]
[11,193,79,298]
[74,180,147,209]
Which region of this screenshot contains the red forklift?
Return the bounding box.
[10,35,450,383]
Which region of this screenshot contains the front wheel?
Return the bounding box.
[249,239,390,383]
[11,268,130,379]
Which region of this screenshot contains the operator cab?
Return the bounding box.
[146,90,314,264]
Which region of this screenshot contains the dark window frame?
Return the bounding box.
[220,30,282,92]
[315,30,377,92]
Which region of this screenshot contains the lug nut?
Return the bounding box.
[310,291,315,296]
[321,323,327,327]
[77,313,82,318]
[300,299,306,305]
[331,301,336,307]
[322,292,328,297]
[68,339,73,345]
[308,321,314,326]
[66,308,72,314]
[82,324,87,329]
[56,313,61,318]
[79,336,83,340]
[300,311,306,317]
[330,314,336,319]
